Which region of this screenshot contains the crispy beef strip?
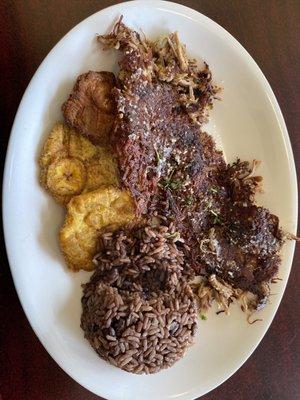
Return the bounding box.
[99,21,285,307]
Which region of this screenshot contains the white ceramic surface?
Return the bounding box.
[3,1,298,399]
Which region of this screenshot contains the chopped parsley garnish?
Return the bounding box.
[168,180,183,190]
[200,314,207,320]
[185,195,195,205]
[165,232,180,239]
[203,200,213,212]
[155,148,161,164]
[231,158,241,168]
[213,216,222,225]
[209,209,222,225]
[159,179,182,190]
[209,209,219,217]
[159,168,183,190]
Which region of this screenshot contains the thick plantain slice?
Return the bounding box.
[39,123,120,205]
[60,186,135,271]
[39,123,70,168]
[69,132,97,161]
[46,157,87,196]
[84,148,119,193]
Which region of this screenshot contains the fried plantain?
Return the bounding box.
[46,158,87,197]
[39,123,119,205]
[59,186,135,271]
[84,147,119,193]
[62,71,116,145]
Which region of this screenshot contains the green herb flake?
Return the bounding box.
[200,314,207,321]
[155,148,161,164]
[185,195,195,206]
[160,178,182,191]
[203,200,213,212]
[169,180,182,190]
[158,167,184,191]
[209,209,222,225]
[210,187,219,193]
[209,209,219,217]
[165,232,180,239]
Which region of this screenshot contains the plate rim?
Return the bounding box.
[3,1,298,399]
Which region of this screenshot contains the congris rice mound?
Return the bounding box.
[81,226,197,374]
[81,282,197,374]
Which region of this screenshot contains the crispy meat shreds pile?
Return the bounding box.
[98,20,288,313]
[98,17,219,124]
[81,225,197,374]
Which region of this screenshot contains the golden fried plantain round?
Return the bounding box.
[46,157,87,196]
[39,123,120,205]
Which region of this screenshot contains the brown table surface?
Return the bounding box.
[0,1,299,399]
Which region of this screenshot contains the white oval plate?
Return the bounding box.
[3,1,298,399]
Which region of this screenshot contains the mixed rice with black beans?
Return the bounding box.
[81,226,198,374]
